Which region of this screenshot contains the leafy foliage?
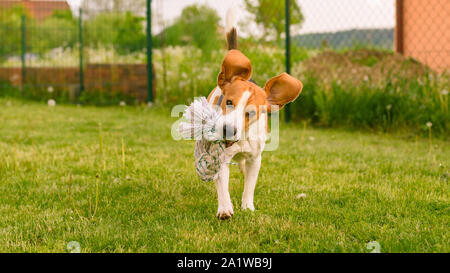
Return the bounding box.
[0,7,26,61]
[85,11,145,55]
[29,10,78,55]
[291,50,450,136]
[244,0,304,41]
[114,12,146,54]
[154,4,221,56]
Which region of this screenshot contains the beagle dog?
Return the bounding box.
[206,14,303,219]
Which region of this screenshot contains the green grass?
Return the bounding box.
[0,98,448,253]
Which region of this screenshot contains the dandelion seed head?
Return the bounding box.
[426,122,432,127]
[386,104,392,110]
[442,89,448,96]
[48,99,56,107]
[119,101,126,107]
[296,193,307,199]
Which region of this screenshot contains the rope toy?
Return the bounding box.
[179,97,225,182]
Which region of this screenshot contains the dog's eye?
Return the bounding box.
[226,100,233,106]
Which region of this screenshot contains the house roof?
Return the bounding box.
[0,0,70,20]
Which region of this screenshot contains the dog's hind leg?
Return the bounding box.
[241,155,261,211]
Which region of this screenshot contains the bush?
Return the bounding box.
[85,12,146,55]
[114,12,146,54]
[0,81,20,97]
[154,4,221,56]
[0,80,138,106]
[0,81,69,103]
[29,13,77,55]
[0,7,25,61]
[291,72,449,137]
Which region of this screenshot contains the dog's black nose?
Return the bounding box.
[223,124,237,139]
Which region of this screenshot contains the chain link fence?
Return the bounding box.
[0,0,448,132]
[0,0,153,105]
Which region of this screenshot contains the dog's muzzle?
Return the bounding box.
[223,124,237,139]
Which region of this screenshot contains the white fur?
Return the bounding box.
[211,87,268,219]
[225,7,237,33]
[208,87,222,107]
[220,91,251,141]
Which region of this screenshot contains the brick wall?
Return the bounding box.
[0,64,156,102]
[395,0,450,73]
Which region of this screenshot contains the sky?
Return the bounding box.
[67,0,395,34]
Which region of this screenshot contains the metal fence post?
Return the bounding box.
[395,0,404,54]
[146,0,154,103]
[21,14,26,90]
[79,8,84,94]
[285,0,291,123]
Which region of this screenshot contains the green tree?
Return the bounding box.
[0,7,77,59]
[85,11,145,54]
[0,7,26,61]
[30,10,77,54]
[115,12,146,54]
[244,0,304,42]
[84,13,118,47]
[156,4,221,56]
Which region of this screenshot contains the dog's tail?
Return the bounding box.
[225,7,238,50]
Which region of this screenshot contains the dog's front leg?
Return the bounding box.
[215,162,233,219]
[241,154,261,211]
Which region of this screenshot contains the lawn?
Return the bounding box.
[0,98,448,253]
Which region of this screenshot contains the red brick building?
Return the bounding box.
[0,0,70,21]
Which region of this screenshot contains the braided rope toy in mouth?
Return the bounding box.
[179,97,231,182]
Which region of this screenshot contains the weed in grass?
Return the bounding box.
[121,138,125,169]
[427,122,433,153]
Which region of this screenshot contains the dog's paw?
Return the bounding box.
[241,202,255,211]
[217,205,234,220]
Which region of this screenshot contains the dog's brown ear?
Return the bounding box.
[218,50,252,89]
[264,73,303,112]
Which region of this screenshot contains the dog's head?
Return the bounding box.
[213,49,303,144]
